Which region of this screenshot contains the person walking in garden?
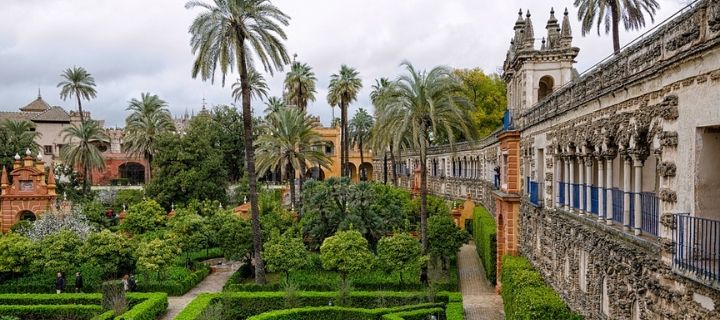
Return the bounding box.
[122,274,130,291]
[74,271,83,293]
[55,272,65,294]
[128,274,137,292]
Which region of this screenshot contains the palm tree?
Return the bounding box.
[263,96,286,116]
[255,107,331,211]
[0,120,41,170]
[57,66,97,124]
[378,61,472,282]
[59,121,110,193]
[186,0,290,284]
[232,68,270,102]
[284,61,317,111]
[574,0,660,54]
[327,65,362,178]
[123,93,176,182]
[369,77,399,185]
[349,108,373,181]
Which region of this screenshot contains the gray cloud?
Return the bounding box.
[0,0,686,127]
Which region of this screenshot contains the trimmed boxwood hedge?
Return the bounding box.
[473,206,497,284]
[0,304,103,319]
[0,292,167,320]
[249,303,445,320]
[445,302,464,320]
[501,255,582,320]
[176,291,463,320]
[381,307,444,320]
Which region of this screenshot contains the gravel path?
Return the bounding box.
[160,260,238,320]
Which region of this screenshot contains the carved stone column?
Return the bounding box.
[597,155,605,222]
[623,155,632,231]
[569,155,575,213]
[605,154,615,225]
[585,156,593,215]
[578,155,585,215]
[564,156,571,211]
[633,156,644,236]
[555,156,562,208]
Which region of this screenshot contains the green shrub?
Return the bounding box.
[113,292,168,320]
[501,255,582,320]
[0,293,165,320]
[381,307,444,320]
[473,206,497,284]
[445,302,464,320]
[137,263,210,296]
[0,304,103,319]
[175,291,460,320]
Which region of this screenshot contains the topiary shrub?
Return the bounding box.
[101,280,127,315]
[473,206,497,284]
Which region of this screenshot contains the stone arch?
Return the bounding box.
[538,75,555,101]
[359,162,373,181]
[347,162,358,181]
[306,167,326,181]
[119,162,145,185]
[17,210,36,222]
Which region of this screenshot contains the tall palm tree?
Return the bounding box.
[255,107,331,211]
[369,77,399,185]
[349,108,373,181]
[327,65,362,178]
[59,121,110,193]
[186,0,290,284]
[263,96,286,116]
[574,0,660,54]
[123,92,176,182]
[284,61,317,111]
[232,68,270,102]
[57,66,97,124]
[378,61,472,282]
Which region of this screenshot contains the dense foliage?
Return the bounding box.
[473,206,497,284]
[320,230,375,285]
[427,214,470,269]
[501,255,582,320]
[376,233,424,284]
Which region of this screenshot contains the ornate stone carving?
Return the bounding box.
[657,162,677,177]
[659,131,678,148]
[659,188,677,203]
[660,212,676,230]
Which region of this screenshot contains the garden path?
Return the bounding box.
[160,259,239,320]
[458,243,505,320]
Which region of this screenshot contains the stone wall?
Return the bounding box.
[519,201,720,319]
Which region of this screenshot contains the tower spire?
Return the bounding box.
[560,8,573,47]
[37,88,41,99]
[523,10,535,50]
[546,7,560,49]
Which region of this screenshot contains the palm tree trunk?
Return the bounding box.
[289,163,296,212]
[359,139,364,181]
[237,33,266,285]
[298,159,306,214]
[75,91,85,124]
[390,144,398,186]
[383,152,388,184]
[342,99,349,178]
[611,3,621,54]
[340,101,346,177]
[145,153,153,183]
[419,131,429,284]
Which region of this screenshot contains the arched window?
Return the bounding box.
[538,75,555,101]
[18,211,36,221]
[119,162,145,185]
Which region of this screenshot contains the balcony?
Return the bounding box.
[673,214,720,288]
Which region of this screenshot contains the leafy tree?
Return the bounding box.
[284,61,317,111]
[187,0,291,285]
[121,199,167,234]
[80,230,133,279]
[145,114,229,208]
[320,230,375,286]
[377,233,424,284]
[0,233,37,274]
[427,214,470,270]
[327,65,362,178]
[168,212,207,266]
[259,190,294,238]
[375,61,473,281]
[210,105,245,182]
[0,120,40,171]
[453,68,507,138]
[349,108,374,180]
[263,97,287,117]
[575,0,660,54]
[369,78,400,185]
[19,207,94,241]
[57,66,97,123]
[136,238,180,280]
[112,189,144,212]
[59,120,109,193]
[255,107,331,211]
[123,92,176,182]
[53,164,83,203]
[216,214,252,261]
[35,229,84,274]
[263,231,307,282]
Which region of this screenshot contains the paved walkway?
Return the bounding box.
[458,243,505,320]
[160,259,238,320]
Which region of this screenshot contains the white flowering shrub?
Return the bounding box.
[19,206,95,241]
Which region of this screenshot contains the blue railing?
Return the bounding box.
[502,110,511,130]
[572,183,580,209]
[612,188,624,223]
[590,186,599,215]
[529,181,541,206]
[558,182,566,205]
[674,214,720,286]
[641,192,660,236]
[581,184,587,212]
[493,174,500,189]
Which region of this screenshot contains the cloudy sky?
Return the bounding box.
[0,0,688,127]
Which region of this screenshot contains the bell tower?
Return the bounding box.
[503,8,580,125]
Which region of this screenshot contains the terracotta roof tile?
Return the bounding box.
[19,97,50,112]
[31,106,70,122]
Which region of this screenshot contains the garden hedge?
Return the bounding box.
[0,304,103,319]
[249,303,444,320]
[501,255,582,320]
[136,264,210,296]
[0,292,167,320]
[381,307,445,320]
[473,206,497,284]
[176,291,463,320]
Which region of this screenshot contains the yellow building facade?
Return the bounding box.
[313,125,374,182]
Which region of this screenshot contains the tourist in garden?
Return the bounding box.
[55,272,65,294]
[74,272,83,293]
[122,274,129,291]
[128,274,137,292]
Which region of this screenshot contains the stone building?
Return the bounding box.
[0,151,57,232]
[376,2,720,318]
